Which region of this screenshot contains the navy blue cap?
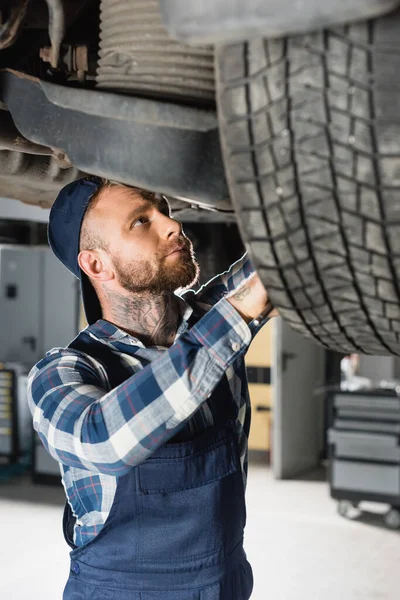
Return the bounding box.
[48,176,103,325]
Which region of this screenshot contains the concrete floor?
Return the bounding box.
[0,462,399,599]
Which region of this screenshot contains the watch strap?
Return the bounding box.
[249,301,274,328]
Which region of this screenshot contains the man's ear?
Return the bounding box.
[78,249,114,283]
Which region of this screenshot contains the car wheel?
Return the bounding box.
[216,12,400,355]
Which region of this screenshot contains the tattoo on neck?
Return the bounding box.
[101,286,179,347]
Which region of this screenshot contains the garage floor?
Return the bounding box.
[1,462,399,600]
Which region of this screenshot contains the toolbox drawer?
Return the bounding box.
[332,459,400,496]
[329,430,400,462]
[334,393,400,411]
[337,408,400,422]
[334,419,400,435]
[334,393,400,423]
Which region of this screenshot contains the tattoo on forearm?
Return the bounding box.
[232,285,251,302]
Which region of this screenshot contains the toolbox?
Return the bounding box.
[328,388,400,529]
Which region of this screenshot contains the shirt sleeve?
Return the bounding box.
[27,297,251,477]
[185,252,271,336]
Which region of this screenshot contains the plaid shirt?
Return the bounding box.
[28,254,267,547]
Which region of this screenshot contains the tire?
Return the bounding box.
[216,11,400,355]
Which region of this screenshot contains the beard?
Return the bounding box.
[112,237,200,296]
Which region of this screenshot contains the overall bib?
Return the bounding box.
[62,332,254,600]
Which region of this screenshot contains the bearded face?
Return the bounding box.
[111,236,200,295]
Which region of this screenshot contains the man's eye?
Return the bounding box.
[132,217,148,228]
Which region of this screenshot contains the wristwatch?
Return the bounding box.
[249,301,275,328]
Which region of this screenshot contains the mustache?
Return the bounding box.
[164,237,192,257]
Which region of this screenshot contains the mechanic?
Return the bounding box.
[27,176,278,600]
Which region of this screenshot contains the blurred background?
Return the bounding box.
[1,196,400,600]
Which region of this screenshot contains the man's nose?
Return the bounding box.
[160,213,182,240]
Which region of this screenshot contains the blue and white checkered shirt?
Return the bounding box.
[28,254,266,547]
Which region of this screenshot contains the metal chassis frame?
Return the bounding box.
[0,69,230,206]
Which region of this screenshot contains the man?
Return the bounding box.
[28,176,278,600]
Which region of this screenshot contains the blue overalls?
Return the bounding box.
[62,330,254,600]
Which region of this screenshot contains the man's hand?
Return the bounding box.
[227,273,279,324]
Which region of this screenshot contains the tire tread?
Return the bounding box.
[216,14,400,354]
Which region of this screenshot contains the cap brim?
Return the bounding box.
[81,271,102,326]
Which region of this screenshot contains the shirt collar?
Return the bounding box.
[86,293,194,346]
